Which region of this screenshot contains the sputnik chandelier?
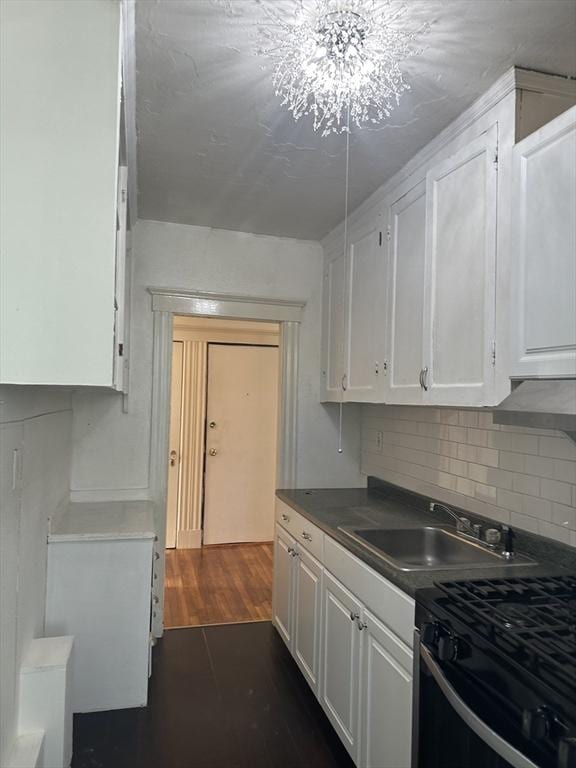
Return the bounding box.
[258,0,423,135]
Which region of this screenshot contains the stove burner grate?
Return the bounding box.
[435,575,576,695]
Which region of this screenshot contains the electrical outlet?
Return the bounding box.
[376,430,383,453]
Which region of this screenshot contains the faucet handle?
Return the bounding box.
[501,525,515,558]
[457,517,471,533]
[485,528,501,545]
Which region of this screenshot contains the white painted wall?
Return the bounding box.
[71,220,364,497]
[0,387,72,765]
[362,405,576,547]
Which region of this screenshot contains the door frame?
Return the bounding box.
[148,287,305,637]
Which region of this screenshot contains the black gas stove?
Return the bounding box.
[413,574,576,768]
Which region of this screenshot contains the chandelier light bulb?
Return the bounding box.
[257,0,425,136]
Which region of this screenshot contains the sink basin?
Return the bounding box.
[337,526,537,571]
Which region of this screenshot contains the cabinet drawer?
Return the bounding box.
[324,536,414,648]
[275,499,324,562]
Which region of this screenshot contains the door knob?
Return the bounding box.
[209,448,218,456]
[169,450,178,466]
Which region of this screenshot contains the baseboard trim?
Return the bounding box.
[69,488,151,503]
[176,528,202,549]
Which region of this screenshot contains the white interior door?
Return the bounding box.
[203,344,279,545]
[166,341,184,549]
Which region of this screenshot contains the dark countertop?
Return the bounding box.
[276,480,576,599]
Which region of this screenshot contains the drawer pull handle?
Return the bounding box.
[287,546,294,554]
[349,611,360,622]
[301,531,312,541]
[282,513,290,522]
[357,618,368,631]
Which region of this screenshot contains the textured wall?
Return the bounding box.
[71,219,364,495]
[0,388,72,765]
[361,404,576,547]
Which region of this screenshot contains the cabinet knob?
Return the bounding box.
[356,618,368,631]
[301,531,312,541]
[169,450,178,466]
[349,611,360,622]
[209,448,218,457]
[282,513,290,522]
[209,421,217,429]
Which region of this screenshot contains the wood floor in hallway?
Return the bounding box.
[164,542,274,628]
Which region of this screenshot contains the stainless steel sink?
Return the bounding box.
[337,526,537,571]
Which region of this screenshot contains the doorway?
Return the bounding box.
[164,316,280,629]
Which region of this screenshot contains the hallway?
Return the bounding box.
[72,622,354,768]
[164,543,274,628]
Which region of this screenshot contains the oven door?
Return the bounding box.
[412,630,542,768]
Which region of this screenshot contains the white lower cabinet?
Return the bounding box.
[321,570,363,761]
[273,515,414,768]
[360,609,413,768]
[272,525,295,647]
[272,522,323,692]
[293,545,323,693]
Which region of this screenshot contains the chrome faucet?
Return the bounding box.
[429,502,480,538]
[429,501,514,558]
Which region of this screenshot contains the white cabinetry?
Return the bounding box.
[322,250,348,399]
[0,0,130,388]
[272,500,415,768]
[321,570,363,761]
[384,181,427,404]
[272,524,295,647]
[272,508,324,693]
[422,125,498,406]
[45,502,154,713]
[293,545,323,693]
[360,609,413,768]
[321,217,386,403]
[511,106,576,378]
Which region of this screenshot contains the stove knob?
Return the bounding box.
[421,622,437,647]
[437,633,459,662]
[522,707,551,741]
[558,737,576,768]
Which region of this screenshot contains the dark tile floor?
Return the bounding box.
[72,622,355,768]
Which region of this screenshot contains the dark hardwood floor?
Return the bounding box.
[72,622,354,768]
[164,543,274,628]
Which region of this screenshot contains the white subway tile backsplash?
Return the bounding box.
[499,451,525,473]
[361,405,576,548]
[539,436,576,461]
[540,478,573,506]
[523,455,556,479]
[512,473,540,497]
[457,444,499,467]
[551,503,576,529]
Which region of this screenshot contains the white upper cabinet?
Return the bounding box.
[384,181,427,405]
[321,250,348,400]
[422,125,498,406]
[320,70,576,407]
[321,214,386,403]
[0,0,130,388]
[510,106,576,378]
[345,220,387,402]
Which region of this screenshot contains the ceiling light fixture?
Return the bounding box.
[257,0,424,136]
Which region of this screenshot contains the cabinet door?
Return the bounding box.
[345,221,386,402]
[272,525,295,647]
[321,251,347,401]
[385,181,427,404]
[113,165,128,392]
[511,106,576,378]
[423,125,498,406]
[293,546,323,694]
[321,570,363,762]
[359,610,413,768]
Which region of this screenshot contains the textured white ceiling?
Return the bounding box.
[136,0,576,240]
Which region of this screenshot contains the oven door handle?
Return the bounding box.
[420,643,540,768]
